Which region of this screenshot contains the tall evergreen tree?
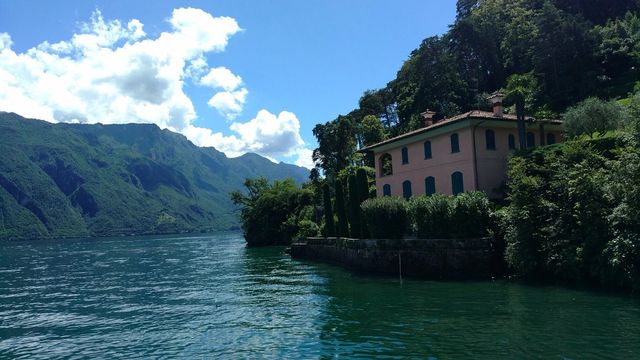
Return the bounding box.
[356,167,370,238]
[322,183,335,237]
[334,180,349,238]
[347,174,361,238]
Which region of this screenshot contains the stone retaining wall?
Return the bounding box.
[290,237,497,279]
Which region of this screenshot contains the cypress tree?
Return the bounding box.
[356,168,370,238]
[335,180,349,237]
[348,174,360,238]
[322,183,335,237]
[356,168,369,203]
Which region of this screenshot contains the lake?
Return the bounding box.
[1,232,639,359]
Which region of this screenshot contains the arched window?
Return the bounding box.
[451,171,464,195]
[547,133,556,145]
[401,147,409,164]
[383,184,391,196]
[424,141,432,159]
[451,133,460,153]
[526,132,535,148]
[425,176,436,196]
[508,134,516,150]
[486,129,496,150]
[380,153,393,176]
[402,180,412,199]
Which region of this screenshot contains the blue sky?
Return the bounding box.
[0,1,456,167]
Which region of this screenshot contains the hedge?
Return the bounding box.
[360,196,409,239]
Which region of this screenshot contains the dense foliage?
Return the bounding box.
[409,192,493,239]
[362,192,494,240]
[347,175,361,238]
[0,112,309,240]
[322,184,335,237]
[310,0,640,179]
[563,97,627,137]
[360,197,409,239]
[504,131,640,291]
[410,194,453,239]
[334,180,349,238]
[231,178,313,246]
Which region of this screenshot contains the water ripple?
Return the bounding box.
[1,233,639,358]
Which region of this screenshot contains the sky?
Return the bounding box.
[0,0,456,168]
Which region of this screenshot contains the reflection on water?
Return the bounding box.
[0,233,639,359]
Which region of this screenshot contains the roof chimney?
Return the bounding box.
[420,110,436,127]
[487,92,504,118]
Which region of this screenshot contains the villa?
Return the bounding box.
[361,94,564,199]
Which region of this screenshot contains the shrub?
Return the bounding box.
[409,192,492,239]
[296,219,319,239]
[604,144,640,291]
[409,194,452,239]
[360,197,409,239]
[504,137,629,285]
[450,192,492,238]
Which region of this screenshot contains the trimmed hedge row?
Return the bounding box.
[360,196,409,239]
[360,192,493,239]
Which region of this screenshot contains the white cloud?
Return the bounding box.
[294,148,315,169]
[0,7,240,131]
[0,33,12,50]
[207,88,248,120]
[185,109,314,168]
[184,56,208,80]
[0,8,311,168]
[200,66,242,90]
[200,67,247,119]
[230,109,303,156]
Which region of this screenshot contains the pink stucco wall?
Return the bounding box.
[374,123,563,198]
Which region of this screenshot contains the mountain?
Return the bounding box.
[0,112,309,240]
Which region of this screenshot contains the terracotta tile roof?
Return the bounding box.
[360,110,562,151]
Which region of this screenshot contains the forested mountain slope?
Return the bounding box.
[0,112,308,240]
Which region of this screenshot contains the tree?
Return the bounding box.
[347,174,360,238]
[359,115,387,147]
[334,180,349,237]
[593,11,640,96]
[231,178,313,246]
[356,167,370,237]
[358,115,387,167]
[553,0,640,25]
[322,183,335,237]
[358,89,398,128]
[456,0,479,19]
[389,36,468,132]
[505,73,539,149]
[606,143,640,290]
[533,1,599,110]
[312,115,357,181]
[563,97,625,137]
[500,0,539,74]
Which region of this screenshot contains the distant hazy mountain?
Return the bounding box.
[0,112,309,240]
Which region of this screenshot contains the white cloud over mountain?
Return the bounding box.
[0,8,313,168]
[184,109,309,164]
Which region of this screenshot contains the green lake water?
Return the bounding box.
[1,232,639,359]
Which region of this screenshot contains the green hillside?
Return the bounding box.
[311,0,640,179]
[0,112,309,240]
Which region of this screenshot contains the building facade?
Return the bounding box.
[362,97,564,199]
